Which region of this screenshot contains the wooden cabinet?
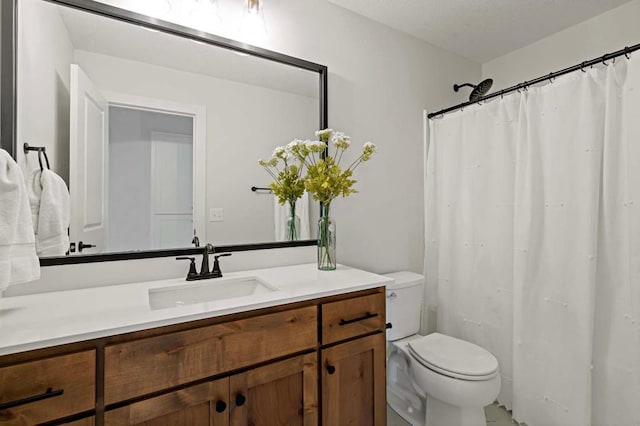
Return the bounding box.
[0,287,385,426]
[64,415,96,425]
[105,306,317,404]
[321,292,385,345]
[230,353,317,426]
[0,350,95,425]
[106,354,317,426]
[105,379,229,425]
[321,333,386,426]
[320,291,387,426]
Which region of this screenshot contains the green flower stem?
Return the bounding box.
[318,204,334,269]
[287,201,298,241]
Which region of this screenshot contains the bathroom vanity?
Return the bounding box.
[0,264,391,425]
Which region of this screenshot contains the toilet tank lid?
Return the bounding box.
[383,271,424,290]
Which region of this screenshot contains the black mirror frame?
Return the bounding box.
[0,0,327,266]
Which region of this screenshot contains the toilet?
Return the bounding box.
[384,272,501,426]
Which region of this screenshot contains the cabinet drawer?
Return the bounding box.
[321,292,385,345]
[105,306,317,404]
[0,350,95,425]
[105,379,228,425]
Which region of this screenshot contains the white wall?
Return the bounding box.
[17,0,73,183]
[93,0,481,275]
[9,0,481,295]
[483,0,640,91]
[74,50,318,246]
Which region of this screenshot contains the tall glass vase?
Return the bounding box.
[317,204,336,270]
[286,201,301,241]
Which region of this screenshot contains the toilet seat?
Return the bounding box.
[407,333,498,381]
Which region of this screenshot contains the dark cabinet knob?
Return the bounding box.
[215,400,227,413]
[235,393,246,407]
[326,364,336,375]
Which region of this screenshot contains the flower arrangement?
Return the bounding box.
[259,129,376,269]
[258,146,305,240]
[288,129,376,207]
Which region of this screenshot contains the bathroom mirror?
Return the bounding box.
[1,0,327,264]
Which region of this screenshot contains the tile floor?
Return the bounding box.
[387,402,519,426]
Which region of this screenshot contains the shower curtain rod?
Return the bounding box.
[428,42,640,119]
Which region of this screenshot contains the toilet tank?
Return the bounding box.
[384,271,424,341]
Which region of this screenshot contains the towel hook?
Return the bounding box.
[23,142,50,171]
[251,186,273,193]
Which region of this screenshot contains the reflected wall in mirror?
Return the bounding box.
[12,0,325,259]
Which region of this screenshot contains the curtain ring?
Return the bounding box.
[625,47,631,59]
[548,73,555,83]
[602,55,609,66]
[580,62,587,72]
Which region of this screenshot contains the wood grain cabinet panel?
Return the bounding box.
[0,351,95,426]
[230,353,317,426]
[105,379,228,425]
[321,333,386,426]
[104,306,317,404]
[321,292,385,345]
[64,415,95,425]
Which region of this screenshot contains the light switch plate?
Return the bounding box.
[209,208,224,222]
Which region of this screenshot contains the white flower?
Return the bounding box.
[315,128,333,142]
[331,132,351,149]
[272,146,289,160]
[361,141,376,161]
[286,139,303,151]
[305,139,326,153]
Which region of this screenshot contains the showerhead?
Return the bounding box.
[453,78,494,101]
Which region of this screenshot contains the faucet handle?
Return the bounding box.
[211,253,232,278]
[176,257,198,280]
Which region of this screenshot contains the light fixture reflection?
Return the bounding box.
[239,0,267,45]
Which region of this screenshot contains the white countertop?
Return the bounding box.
[0,263,392,356]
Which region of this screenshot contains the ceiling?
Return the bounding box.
[55,5,318,98]
[327,0,633,63]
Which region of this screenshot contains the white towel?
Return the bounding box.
[274,192,310,241]
[0,149,40,291]
[26,168,70,256]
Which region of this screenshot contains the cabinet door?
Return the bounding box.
[321,333,386,426]
[104,378,229,425]
[230,353,318,426]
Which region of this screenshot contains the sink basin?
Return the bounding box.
[148,276,277,310]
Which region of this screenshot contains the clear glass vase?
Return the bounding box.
[317,204,336,270]
[286,202,301,241]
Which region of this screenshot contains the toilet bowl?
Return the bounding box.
[384,272,501,426]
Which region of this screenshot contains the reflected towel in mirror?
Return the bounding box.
[26,168,71,257]
[0,149,40,291]
[274,192,310,241]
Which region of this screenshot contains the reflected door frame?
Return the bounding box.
[103,91,207,246]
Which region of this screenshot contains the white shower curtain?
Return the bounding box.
[425,56,640,426]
